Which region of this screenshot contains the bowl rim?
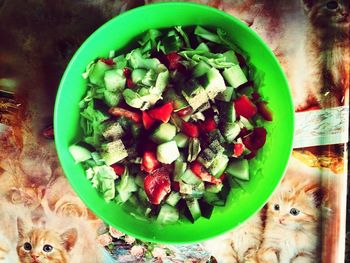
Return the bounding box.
[54,1,294,244]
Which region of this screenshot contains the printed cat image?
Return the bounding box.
[17,218,77,263]
[299,0,349,110]
[203,211,263,263]
[257,175,324,263]
[0,234,19,262]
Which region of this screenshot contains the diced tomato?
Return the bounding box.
[242,127,267,151]
[141,151,160,173]
[190,161,221,184]
[100,58,115,66]
[233,143,244,157]
[126,78,135,88]
[176,106,192,117]
[144,168,171,205]
[142,111,156,129]
[172,181,180,192]
[251,91,261,102]
[202,117,217,133]
[148,102,174,123]
[109,107,141,123]
[166,52,182,70]
[123,68,132,78]
[123,68,134,88]
[234,95,257,119]
[256,101,273,121]
[111,164,125,176]
[219,173,227,181]
[181,121,199,138]
[244,151,256,160]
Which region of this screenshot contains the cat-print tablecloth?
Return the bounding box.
[0,0,348,263]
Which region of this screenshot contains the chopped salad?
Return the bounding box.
[69,26,273,224]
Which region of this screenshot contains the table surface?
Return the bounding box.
[0,1,348,262]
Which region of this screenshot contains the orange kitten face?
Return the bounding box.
[303,0,350,32]
[267,181,321,230]
[17,219,77,263]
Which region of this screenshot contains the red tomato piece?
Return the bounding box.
[141,151,160,173]
[100,58,115,66]
[166,52,182,70]
[148,102,174,123]
[202,117,217,133]
[109,107,141,123]
[142,111,156,130]
[233,143,244,157]
[111,164,125,176]
[123,68,132,78]
[176,106,193,117]
[256,101,273,121]
[234,95,257,119]
[144,168,171,205]
[181,121,199,138]
[190,161,221,184]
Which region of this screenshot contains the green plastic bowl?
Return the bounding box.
[54,2,294,244]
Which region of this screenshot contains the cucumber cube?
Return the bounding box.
[181,169,202,185]
[204,68,226,100]
[174,160,187,182]
[197,148,216,169]
[222,65,248,88]
[89,60,110,86]
[100,140,128,165]
[102,122,125,141]
[208,140,225,155]
[104,69,126,92]
[182,81,209,111]
[186,199,201,222]
[151,123,176,144]
[157,204,179,224]
[103,90,122,107]
[206,183,223,193]
[69,144,91,164]
[166,192,181,206]
[216,86,235,102]
[221,122,240,143]
[226,159,250,180]
[174,133,189,148]
[208,153,229,178]
[156,140,180,164]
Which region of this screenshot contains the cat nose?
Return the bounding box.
[31,255,39,259]
[279,218,285,224]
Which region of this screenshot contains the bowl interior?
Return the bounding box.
[54,2,294,244]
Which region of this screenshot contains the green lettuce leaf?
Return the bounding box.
[175,26,191,48]
[86,165,117,202]
[194,26,222,44]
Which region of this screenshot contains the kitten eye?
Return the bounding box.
[326,1,338,10]
[43,244,53,252]
[273,204,280,211]
[290,208,300,216]
[23,242,32,251]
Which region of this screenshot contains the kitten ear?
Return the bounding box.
[17,217,27,239]
[304,183,326,207]
[301,0,314,11]
[61,228,77,251]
